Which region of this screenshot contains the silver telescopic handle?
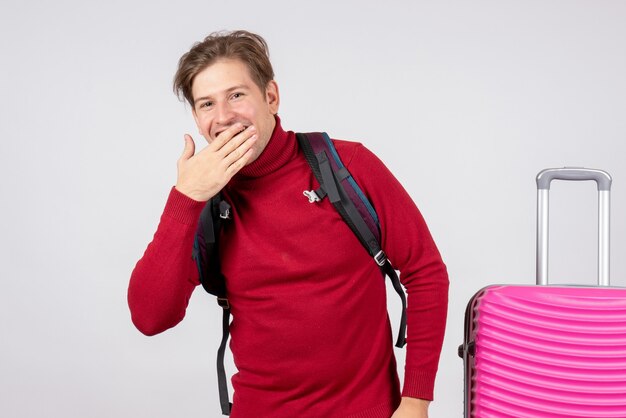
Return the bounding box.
[536,168,612,286]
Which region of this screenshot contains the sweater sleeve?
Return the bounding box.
[127,187,205,336]
[345,144,449,401]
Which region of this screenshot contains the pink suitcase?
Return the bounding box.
[459,168,626,417]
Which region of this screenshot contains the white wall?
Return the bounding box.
[2,0,626,416]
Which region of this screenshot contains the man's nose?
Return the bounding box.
[215,102,235,125]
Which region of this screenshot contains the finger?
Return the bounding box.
[218,125,257,158]
[209,123,246,151]
[212,123,258,154]
[179,134,195,161]
[225,147,256,178]
[223,134,258,170]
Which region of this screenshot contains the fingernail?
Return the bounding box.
[248,125,256,132]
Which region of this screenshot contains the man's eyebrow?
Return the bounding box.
[193,84,250,106]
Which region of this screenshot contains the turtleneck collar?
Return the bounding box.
[236,115,297,179]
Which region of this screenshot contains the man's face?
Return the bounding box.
[191,58,279,164]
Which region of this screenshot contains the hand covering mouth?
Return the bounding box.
[215,124,250,138]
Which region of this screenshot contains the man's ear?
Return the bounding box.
[265,80,280,115]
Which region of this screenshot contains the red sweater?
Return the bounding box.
[128,118,449,418]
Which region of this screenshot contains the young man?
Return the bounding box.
[128,30,449,418]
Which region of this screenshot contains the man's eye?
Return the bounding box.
[231,92,244,99]
[200,101,213,109]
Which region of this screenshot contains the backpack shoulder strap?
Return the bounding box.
[297,133,381,255]
[193,195,229,299]
[296,132,407,348]
[192,195,232,416]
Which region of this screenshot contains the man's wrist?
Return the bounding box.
[400,396,430,411]
[174,184,209,202]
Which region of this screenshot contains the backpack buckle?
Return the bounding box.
[303,190,320,203]
[374,250,387,267]
[219,201,231,219]
[217,297,230,309]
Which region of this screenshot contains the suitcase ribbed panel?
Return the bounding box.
[472,286,626,418]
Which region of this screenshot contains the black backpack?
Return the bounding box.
[192,132,407,416]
